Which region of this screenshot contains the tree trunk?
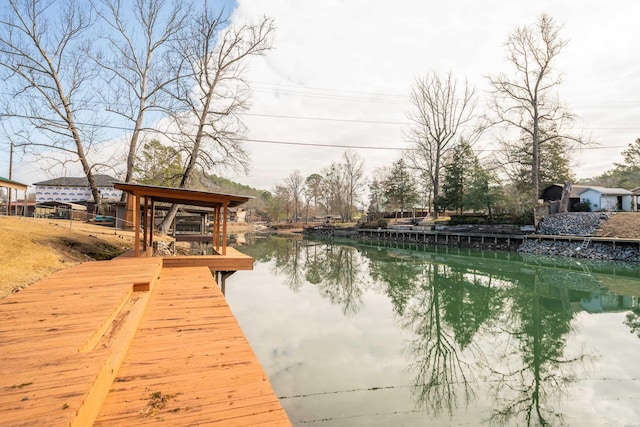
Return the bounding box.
[559,181,571,213]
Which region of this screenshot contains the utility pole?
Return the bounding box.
[7,143,13,216]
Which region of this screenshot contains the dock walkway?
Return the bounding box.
[0,254,290,426]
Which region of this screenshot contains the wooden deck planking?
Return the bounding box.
[94,266,290,426]
[0,257,163,427]
[1,248,289,426]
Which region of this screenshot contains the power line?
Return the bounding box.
[244,112,407,125]
[243,138,629,153]
[242,138,410,151]
[243,112,640,130]
[252,88,408,104]
[250,80,640,105]
[249,80,409,99]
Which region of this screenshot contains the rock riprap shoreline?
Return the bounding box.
[537,212,611,236]
[519,212,640,262]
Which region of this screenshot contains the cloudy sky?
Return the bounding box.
[225,0,640,191]
[3,0,640,193]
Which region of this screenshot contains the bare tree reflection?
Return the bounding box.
[308,244,368,316]
[403,263,494,416]
[272,238,306,292]
[487,269,592,426]
[365,247,423,316]
[258,238,368,315]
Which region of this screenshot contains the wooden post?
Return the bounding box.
[212,207,218,253]
[222,201,228,255]
[8,143,12,216]
[149,200,155,251]
[142,197,149,251]
[133,194,140,256]
[214,206,221,252]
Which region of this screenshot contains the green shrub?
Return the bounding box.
[572,200,591,212]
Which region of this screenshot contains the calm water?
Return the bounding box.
[223,236,640,426]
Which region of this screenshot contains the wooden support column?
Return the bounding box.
[222,201,229,255]
[213,206,220,253]
[143,197,149,251]
[133,194,140,257]
[149,200,155,250]
[211,208,216,252]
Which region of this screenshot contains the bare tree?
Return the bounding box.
[342,149,366,221]
[322,162,348,220]
[90,0,188,185]
[271,184,291,222]
[406,70,480,219]
[157,6,275,230]
[284,169,304,222]
[488,14,584,220]
[305,173,323,218]
[0,0,103,206]
[367,166,389,221]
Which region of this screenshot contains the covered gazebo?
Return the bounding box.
[1,176,28,216]
[114,183,251,257]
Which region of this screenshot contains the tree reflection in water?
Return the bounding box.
[238,237,639,425]
[402,263,487,416]
[486,268,593,426]
[242,236,368,315]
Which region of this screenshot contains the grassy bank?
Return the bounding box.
[0,217,136,298]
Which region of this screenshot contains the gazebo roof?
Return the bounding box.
[114,182,252,209]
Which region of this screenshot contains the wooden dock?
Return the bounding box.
[0,254,290,426]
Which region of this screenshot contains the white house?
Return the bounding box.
[34,175,121,204]
[579,186,633,211]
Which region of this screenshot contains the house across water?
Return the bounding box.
[542,184,635,212]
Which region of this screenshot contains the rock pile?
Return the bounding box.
[538,212,611,236]
[518,212,640,262]
[519,240,640,262]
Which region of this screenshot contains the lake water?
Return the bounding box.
[223,236,640,426]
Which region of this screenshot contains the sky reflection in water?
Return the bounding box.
[224,237,640,426]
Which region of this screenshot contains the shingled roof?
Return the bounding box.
[33,175,119,187]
